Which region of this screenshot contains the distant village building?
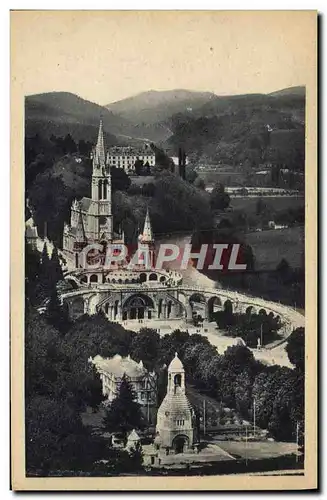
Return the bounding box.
[125,429,141,452]
[155,353,195,453]
[267,220,288,230]
[107,144,155,173]
[90,354,157,407]
[25,217,39,250]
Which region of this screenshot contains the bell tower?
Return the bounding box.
[138,207,155,268]
[90,120,113,242]
[167,352,185,394]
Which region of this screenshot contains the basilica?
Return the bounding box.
[63,120,115,260]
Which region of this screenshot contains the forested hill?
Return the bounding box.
[106,89,217,125]
[25,92,170,144]
[163,87,305,166]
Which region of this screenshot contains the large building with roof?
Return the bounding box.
[107,145,155,173]
[90,354,157,409]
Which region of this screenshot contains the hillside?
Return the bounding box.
[162,87,305,167]
[25,91,172,143]
[106,89,216,125]
[269,86,305,97]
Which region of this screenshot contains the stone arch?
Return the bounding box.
[172,434,189,454]
[90,274,98,284]
[207,295,222,318]
[189,293,206,305]
[159,276,166,283]
[189,293,207,320]
[245,305,254,315]
[224,299,233,314]
[87,293,102,314]
[122,293,154,320]
[149,273,158,281]
[65,277,79,290]
[140,273,147,283]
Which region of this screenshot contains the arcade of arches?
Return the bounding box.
[64,288,279,325]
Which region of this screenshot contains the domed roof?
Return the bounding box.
[168,352,184,372]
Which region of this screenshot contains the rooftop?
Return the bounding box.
[168,352,184,372]
[91,354,148,379]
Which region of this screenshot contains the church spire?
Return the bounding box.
[95,119,106,167]
[140,207,154,243]
[75,209,86,243]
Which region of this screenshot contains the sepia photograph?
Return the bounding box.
[10,10,317,490]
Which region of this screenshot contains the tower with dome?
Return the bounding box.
[155,353,195,453]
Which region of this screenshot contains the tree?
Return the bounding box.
[210,183,230,211]
[50,246,64,285]
[130,328,160,371]
[25,240,42,305]
[111,166,131,192]
[134,159,144,175]
[38,242,52,300]
[185,166,198,184]
[45,286,70,333]
[286,328,305,371]
[276,258,292,284]
[63,134,77,154]
[194,177,206,190]
[127,441,144,471]
[103,376,145,437]
[141,182,156,197]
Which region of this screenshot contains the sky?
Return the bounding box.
[11,11,316,105]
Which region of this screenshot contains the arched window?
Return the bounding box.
[103,179,108,200]
[98,180,102,200]
[149,273,158,281]
[90,274,98,283]
[160,276,166,283]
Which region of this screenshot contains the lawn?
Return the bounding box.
[215,440,298,460]
[246,226,304,270]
